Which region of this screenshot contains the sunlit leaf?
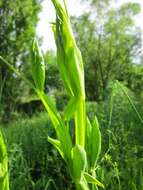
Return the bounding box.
[84,172,104,189]
[71,145,87,182]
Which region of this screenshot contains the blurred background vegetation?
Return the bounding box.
[0,0,143,189]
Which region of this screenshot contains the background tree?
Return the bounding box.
[72,0,141,100]
[0,0,41,121]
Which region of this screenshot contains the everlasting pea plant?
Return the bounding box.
[0,0,104,189]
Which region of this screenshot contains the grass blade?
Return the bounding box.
[116,80,143,124]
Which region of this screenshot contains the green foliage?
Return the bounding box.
[119,2,141,15]
[1,113,72,190]
[0,87,142,190]
[0,0,41,121]
[85,80,143,190]
[0,131,9,190]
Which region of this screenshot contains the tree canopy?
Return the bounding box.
[72,0,142,100]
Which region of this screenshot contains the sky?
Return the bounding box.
[36,0,143,52]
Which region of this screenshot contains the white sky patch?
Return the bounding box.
[36,0,143,52]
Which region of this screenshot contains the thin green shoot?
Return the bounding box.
[116,80,143,124]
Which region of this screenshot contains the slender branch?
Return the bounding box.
[116,80,143,124]
[0,56,36,91]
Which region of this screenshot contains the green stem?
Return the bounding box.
[74,99,86,147]
[0,56,36,91]
[75,181,89,190]
[76,183,82,190]
[91,170,98,190]
[37,92,61,129]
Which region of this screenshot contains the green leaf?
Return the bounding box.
[64,96,78,121]
[85,116,101,170]
[65,47,85,97]
[39,92,72,163]
[91,116,101,169]
[31,39,45,92]
[48,137,65,159]
[85,117,92,169]
[71,145,87,182]
[56,124,72,163]
[84,172,104,189]
[76,178,89,190]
